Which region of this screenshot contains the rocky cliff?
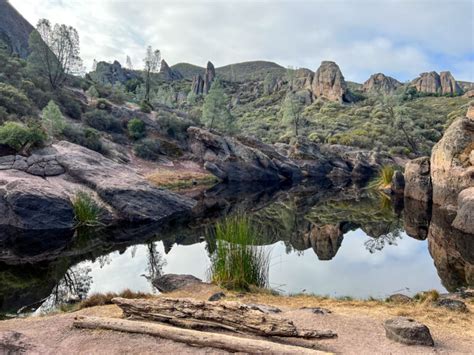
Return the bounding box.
[89,60,139,85]
[159,59,183,81]
[191,61,216,95]
[412,71,462,95]
[0,0,35,58]
[362,73,402,94]
[312,61,349,103]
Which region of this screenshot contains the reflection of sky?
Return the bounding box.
[81,228,445,299]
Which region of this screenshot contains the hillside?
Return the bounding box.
[0,0,34,58]
[170,63,205,80]
[216,60,286,81]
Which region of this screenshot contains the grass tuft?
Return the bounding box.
[369,165,395,190]
[72,191,103,227]
[209,215,270,291]
[413,289,440,303]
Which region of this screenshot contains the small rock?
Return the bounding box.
[247,304,282,314]
[387,294,412,304]
[208,292,226,302]
[384,317,434,346]
[11,156,28,171]
[435,298,469,312]
[152,274,203,293]
[301,306,332,315]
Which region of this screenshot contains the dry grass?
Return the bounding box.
[78,289,154,309]
[146,169,217,190]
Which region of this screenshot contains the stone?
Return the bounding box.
[301,307,332,315]
[208,292,226,302]
[90,60,138,85]
[391,170,405,194]
[452,187,474,234]
[159,59,183,81]
[412,71,441,94]
[384,317,434,346]
[312,61,349,102]
[403,198,431,240]
[247,304,282,314]
[191,74,204,95]
[292,68,314,92]
[0,155,14,170]
[463,89,474,98]
[435,298,469,312]
[387,294,412,303]
[304,224,343,261]
[362,73,402,94]
[152,274,203,293]
[203,61,216,94]
[404,157,432,202]
[439,71,463,96]
[11,156,28,171]
[0,331,39,353]
[0,1,34,58]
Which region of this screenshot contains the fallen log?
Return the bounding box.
[112,297,336,339]
[73,316,328,354]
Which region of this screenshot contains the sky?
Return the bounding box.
[9,0,474,83]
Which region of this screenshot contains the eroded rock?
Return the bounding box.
[363,73,402,94]
[384,317,434,346]
[312,61,349,102]
[404,157,432,202]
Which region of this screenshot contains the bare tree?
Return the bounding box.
[28,19,83,90]
[126,55,133,70]
[143,46,161,102]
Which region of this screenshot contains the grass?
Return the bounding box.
[78,289,152,309]
[72,191,103,227]
[368,165,395,190]
[146,169,218,190]
[209,215,270,291]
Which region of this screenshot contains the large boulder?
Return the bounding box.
[152,274,203,293]
[452,187,474,234]
[303,224,344,260]
[312,61,349,102]
[384,317,434,346]
[404,157,432,202]
[362,73,402,95]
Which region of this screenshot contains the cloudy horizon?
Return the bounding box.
[9,0,474,83]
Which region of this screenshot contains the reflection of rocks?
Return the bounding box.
[428,206,474,292]
[404,157,432,202]
[403,198,431,240]
[303,224,344,260]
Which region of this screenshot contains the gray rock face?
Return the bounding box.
[391,170,405,194]
[191,74,204,95]
[439,71,463,96]
[152,274,203,293]
[312,61,349,102]
[403,198,431,240]
[452,187,474,234]
[90,60,138,85]
[384,317,434,346]
[159,59,183,81]
[293,68,314,91]
[0,0,34,58]
[404,157,432,202]
[362,73,402,94]
[412,71,462,95]
[203,61,216,94]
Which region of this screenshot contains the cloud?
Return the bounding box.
[9,0,474,82]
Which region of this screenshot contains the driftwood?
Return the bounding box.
[73,316,328,354]
[112,297,336,339]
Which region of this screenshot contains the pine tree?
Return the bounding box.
[202,79,235,134]
[42,100,65,136]
[281,92,303,137]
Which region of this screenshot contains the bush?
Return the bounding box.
[42,100,65,136]
[55,91,82,120]
[133,138,161,160]
[96,98,112,111]
[127,118,146,140]
[0,120,46,152]
[63,124,102,152]
[140,100,152,113]
[369,165,395,190]
[0,83,33,116]
[87,85,99,99]
[209,215,270,291]
[84,109,123,133]
[72,191,103,227]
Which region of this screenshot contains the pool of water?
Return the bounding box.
[1,182,472,316]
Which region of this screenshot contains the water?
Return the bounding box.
[1,182,472,316]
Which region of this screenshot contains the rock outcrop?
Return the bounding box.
[312,61,349,103]
[90,61,138,85]
[412,71,462,95]
[384,317,434,346]
[191,61,216,95]
[159,59,183,81]
[304,224,344,260]
[362,73,402,94]
[0,0,34,58]
[190,74,204,95]
[404,157,432,202]
[0,142,195,230]
[293,68,314,91]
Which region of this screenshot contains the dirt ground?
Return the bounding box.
[1,284,473,354]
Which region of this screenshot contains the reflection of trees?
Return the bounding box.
[145,242,166,281]
[364,229,402,253]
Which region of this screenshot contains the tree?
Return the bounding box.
[91,59,98,72]
[28,19,83,90]
[42,100,65,136]
[126,55,133,70]
[143,46,161,102]
[201,79,235,133]
[281,92,303,137]
[87,85,99,99]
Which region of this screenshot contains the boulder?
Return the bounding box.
[152,274,203,293]
[292,68,314,91]
[362,73,402,94]
[435,298,469,312]
[387,294,412,304]
[208,292,226,302]
[404,157,432,202]
[452,187,474,234]
[403,198,431,240]
[312,61,349,102]
[159,59,183,81]
[463,90,474,98]
[304,224,344,260]
[384,317,434,346]
[391,170,405,194]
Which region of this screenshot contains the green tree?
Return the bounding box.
[281,92,303,137]
[87,85,99,99]
[143,46,160,102]
[201,79,235,133]
[42,100,65,136]
[127,118,146,140]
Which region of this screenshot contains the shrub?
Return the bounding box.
[127,118,146,140]
[0,120,46,152]
[87,85,99,99]
[63,125,102,152]
[55,91,82,119]
[96,98,112,111]
[42,100,65,136]
[369,165,395,190]
[209,215,270,291]
[71,191,103,227]
[84,109,123,133]
[140,100,153,113]
[133,138,161,160]
[0,83,33,116]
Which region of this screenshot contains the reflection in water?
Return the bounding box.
[0,182,473,315]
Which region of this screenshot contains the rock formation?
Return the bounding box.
[304,224,344,260]
[0,141,195,230]
[362,73,402,94]
[190,74,204,95]
[0,0,34,58]
[312,61,349,103]
[412,71,462,95]
[404,157,432,202]
[203,61,216,94]
[159,59,183,81]
[293,68,314,91]
[90,61,138,85]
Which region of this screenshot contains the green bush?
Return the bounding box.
[87,85,99,99]
[72,191,103,227]
[140,100,152,113]
[209,215,270,291]
[133,138,161,160]
[0,83,33,116]
[369,165,395,190]
[42,100,65,136]
[0,120,46,152]
[84,109,123,133]
[63,125,102,152]
[55,91,82,119]
[96,98,112,111]
[127,118,146,140]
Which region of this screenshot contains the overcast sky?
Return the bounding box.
[9,0,474,82]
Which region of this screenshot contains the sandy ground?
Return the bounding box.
[1,285,473,354]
